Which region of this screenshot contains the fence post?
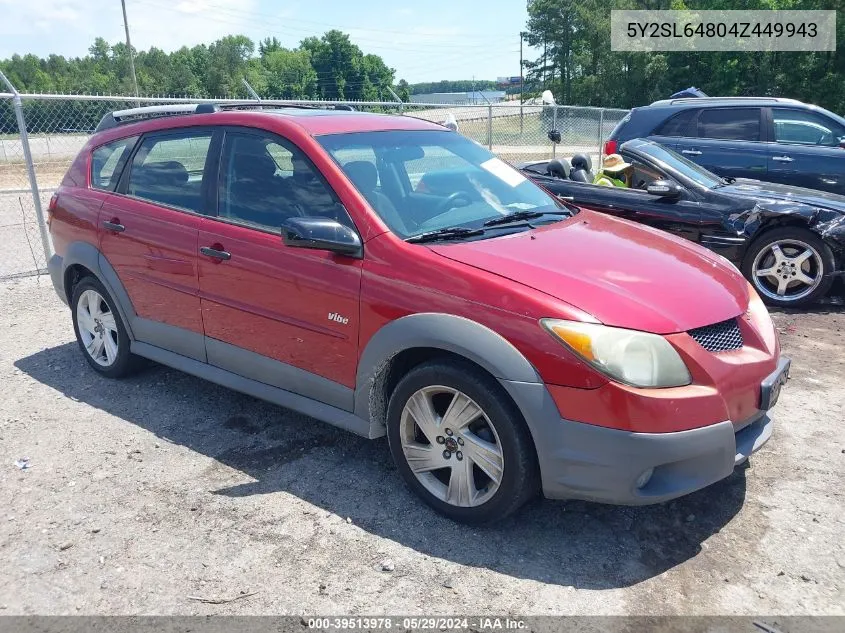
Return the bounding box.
[385,86,404,114]
[552,106,558,158]
[487,105,493,150]
[0,70,52,267]
[597,108,605,163]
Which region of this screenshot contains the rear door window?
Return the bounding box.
[126,131,213,213]
[91,136,137,191]
[697,108,761,141]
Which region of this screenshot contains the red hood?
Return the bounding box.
[429,211,748,334]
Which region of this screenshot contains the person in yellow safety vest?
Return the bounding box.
[593,153,633,187]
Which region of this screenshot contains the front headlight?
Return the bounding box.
[746,283,769,320]
[746,283,777,350]
[540,319,692,388]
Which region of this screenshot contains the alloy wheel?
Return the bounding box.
[75,289,119,367]
[751,239,824,303]
[399,386,504,508]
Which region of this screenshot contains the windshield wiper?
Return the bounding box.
[482,209,570,227]
[406,226,486,244]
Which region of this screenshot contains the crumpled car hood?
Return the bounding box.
[721,179,845,213]
[720,181,845,247]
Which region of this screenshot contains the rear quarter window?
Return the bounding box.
[653,110,697,137]
[91,136,137,191]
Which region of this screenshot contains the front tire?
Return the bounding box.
[742,227,835,308]
[386,360,539,524]
[71,277,141,378]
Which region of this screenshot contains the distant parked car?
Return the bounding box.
[520,139,845,307]
[606,97,845,195]
[47,103,787,523]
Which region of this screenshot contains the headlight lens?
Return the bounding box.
[746,283,769,320]
[541,319,692,388]
[746,283,776,349]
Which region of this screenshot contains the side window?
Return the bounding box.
[697,108,761,141]
[127,131,212,213]
[91,136,137,191]
[218,132,350,231]
[654,110,697,137]
[772,108,845,147]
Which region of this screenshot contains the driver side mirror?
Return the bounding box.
[283,216,362,258]
[646,180,683,199]
[547,129,561,144]
[839,138,845,149]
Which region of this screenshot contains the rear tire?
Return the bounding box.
[71,276,142,378]
[386,360,539,524]
[742,227,835,308]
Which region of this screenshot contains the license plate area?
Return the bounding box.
[760,358,791,411]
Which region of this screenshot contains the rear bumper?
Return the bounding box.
[48,253,67,306]
[540,411,772,504]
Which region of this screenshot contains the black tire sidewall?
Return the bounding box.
[386,360,538,524]
[70,277,135,378]
[742,227,835,307]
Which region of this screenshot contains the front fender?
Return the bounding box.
[353,312,542,421]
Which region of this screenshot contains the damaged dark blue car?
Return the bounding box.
[520,139,845,308]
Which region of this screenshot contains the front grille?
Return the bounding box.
[688,318,743,353]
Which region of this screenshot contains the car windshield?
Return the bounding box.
[318,130,567,239]
[637,142,725,189]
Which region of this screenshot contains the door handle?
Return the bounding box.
[772,155,794,163]
[681,149,702,156]
[102,220,125,233]
[200,246,231,261]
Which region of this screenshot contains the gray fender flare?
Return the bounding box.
[61,241,137,340]
[353,312,543,423]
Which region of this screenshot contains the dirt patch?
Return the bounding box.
[0,278,842,615]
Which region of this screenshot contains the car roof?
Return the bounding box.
[91,105,445,144]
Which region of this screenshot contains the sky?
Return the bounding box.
[0,0,535,83]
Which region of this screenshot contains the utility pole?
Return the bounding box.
[121,0,140,104]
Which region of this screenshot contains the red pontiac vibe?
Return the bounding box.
[47,103,790,523]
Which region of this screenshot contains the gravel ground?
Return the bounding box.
[0,277,843,616]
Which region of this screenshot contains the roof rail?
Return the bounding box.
[650,96,801,106]
[95,104,209,132]
[94,100,357,133]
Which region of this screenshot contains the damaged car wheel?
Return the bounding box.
[742,227,836,308]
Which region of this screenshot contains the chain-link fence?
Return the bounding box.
[0,85,628,280]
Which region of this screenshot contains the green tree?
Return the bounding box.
[262,48,318,99]
[396,78,411,102]
[524,0,845,113]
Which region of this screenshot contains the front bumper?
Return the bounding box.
[541,410,772,504]
[502,357,789,505]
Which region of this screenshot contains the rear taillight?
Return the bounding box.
[603,139,618,156]
[47,192,58,228]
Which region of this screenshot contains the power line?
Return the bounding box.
[131,0,505,52]
[137,0,517,40]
